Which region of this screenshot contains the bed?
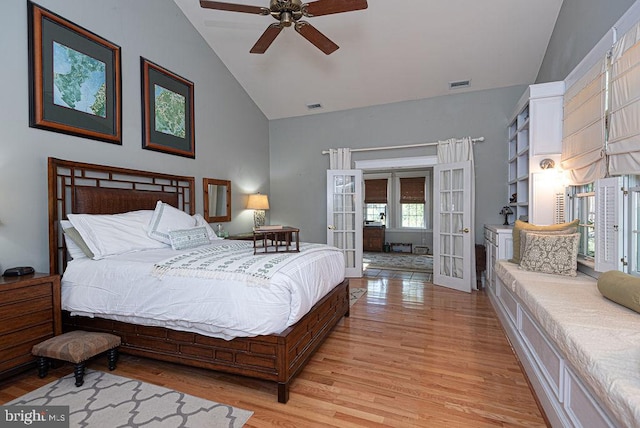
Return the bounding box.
[47,157,350,403]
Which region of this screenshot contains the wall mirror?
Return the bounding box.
[203,178,231,222]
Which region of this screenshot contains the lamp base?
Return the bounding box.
[253,210,266,229]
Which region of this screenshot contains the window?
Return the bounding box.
[568,183,595,258]
[399,177,425,228]
[363,171,431,230]
[629,176,640,276]
[364,178,388,224]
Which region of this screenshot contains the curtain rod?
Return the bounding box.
[321,137,485,155]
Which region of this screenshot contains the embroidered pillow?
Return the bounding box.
[519,232,580,276]
[193,213,222,240]
[168,227,210,250]
[510,219,580,264]
[147,201,196,244]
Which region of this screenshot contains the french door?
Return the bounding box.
[327,170,363,278]
[433,161,473,292]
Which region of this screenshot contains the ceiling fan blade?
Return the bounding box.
[250,24,284,54]
[199,0,269,15]
[294,22,339,55]
[303,0,368,17]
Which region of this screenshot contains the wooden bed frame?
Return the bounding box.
[48,157,350,403]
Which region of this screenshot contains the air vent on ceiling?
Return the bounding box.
[449,80,471,90]
[306,103,323,110]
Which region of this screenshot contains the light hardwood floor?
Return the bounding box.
[0,268,547,427]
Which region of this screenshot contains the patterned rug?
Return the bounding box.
[363,252,433,273]
[5,370,252,427]
[350,287,367,306]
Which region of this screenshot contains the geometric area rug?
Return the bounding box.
[349,287,367,307]
[6,369,253,427]
[363,252,433,273]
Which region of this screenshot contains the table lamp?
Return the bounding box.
[247,193,269,229]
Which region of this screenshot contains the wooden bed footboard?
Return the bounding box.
[62,278,349,403]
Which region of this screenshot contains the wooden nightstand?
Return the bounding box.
[0,273,61,380]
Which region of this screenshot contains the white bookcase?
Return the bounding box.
[507,82,564,225]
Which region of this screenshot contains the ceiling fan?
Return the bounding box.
[199,0,368,55]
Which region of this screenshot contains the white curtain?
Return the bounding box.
[328,148,352,169]
[437,137,477,289]
[561,58,607,184]
[608,20,640,175]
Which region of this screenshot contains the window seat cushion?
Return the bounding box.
[495,260,640,427]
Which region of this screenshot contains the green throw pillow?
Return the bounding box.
[597,270,640,314]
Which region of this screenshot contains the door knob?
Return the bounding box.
[460,228,470,233]
[328,225,336,230]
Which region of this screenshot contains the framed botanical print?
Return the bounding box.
[28,2,122,144]
[141,58,195,158]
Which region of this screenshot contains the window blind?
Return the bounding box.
[399,177,425,203]
[364,179,388,203]
[561,58,607,184]
[608,20,640,175]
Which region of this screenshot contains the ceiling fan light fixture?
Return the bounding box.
[280,11,293,26]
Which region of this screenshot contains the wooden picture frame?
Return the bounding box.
[28,1,122,144]
[141,58,195,158]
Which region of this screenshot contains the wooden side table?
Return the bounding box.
[253,227,300,254]
[0,273,61,380]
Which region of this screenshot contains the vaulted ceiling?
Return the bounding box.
[174,0,564,120]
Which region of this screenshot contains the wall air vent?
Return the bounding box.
[449,80,471,90]
[306,103,323,110]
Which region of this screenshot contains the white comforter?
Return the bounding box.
[61,240,345,340]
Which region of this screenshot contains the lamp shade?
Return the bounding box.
[247,193,269,210]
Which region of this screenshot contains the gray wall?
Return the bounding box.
[0,0,269,273]
[269,86,526,246]
[536,0,635,83]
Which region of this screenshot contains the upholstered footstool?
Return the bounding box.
[32,330,121,387]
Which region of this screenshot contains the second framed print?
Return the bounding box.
[141,58,195,158]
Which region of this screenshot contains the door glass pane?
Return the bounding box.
[344,176,355,193]
[333,195,344,212]
[452,191,463,211]
[453,257,463,278]
[345,213,356,229]
[452,168,463,189]
[453,236,463,256]
[333,213,343,229]
[440,192,450,211]
[333,232,344,249]
[334,176,344,193]
[440,213,450,232]
[440,170,451,190]
[440,235,450,255]
[440,256,450,275]
[345,231,355,249]
[345,250,355,268]
[344,194,355,211]
[453,214,463,233]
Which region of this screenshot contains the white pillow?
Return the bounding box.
[193,213,222,240]
[168,226,211,250]
[60,220,92,260]
[147,201,196,244]
[68,210,166,260]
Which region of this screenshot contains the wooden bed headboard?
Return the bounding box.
[48,158,195,275]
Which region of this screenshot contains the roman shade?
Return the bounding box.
[561,58,607,184]
[364,179,388,203]
[608,20,640,175]
[399,177,425,203]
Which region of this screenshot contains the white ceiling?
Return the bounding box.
[174,0,564,120]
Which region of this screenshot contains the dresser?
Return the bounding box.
[484,225,513,291]
[0,273,61,379]
[363,226,385,252]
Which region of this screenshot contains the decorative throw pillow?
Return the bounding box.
[519,232,580,276]
[519,227,577,263]
[193,213,222,240]
[597,270,640,314]
[168,227,210,251]
[510,219,580,264]
[147,201,196,244]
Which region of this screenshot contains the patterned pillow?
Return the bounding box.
[519,232,580,276]
[168,227,210,251]
[519,227,577,263]
[510,219,580,264]
[147,201,196,244]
